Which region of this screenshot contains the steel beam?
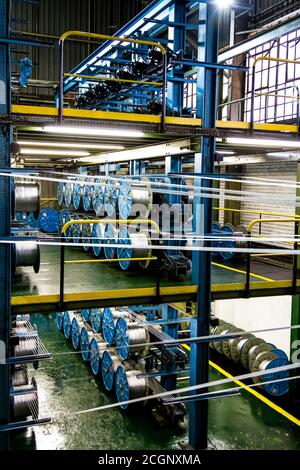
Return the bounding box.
[0,0,11,450]
[190,0,218,450]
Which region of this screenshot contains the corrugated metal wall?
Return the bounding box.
[11,0,151,85]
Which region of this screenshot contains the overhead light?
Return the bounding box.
[43,126,145,138]
[17,141,125,150]
[20,148,90,157]
[215,0,233,8]
[227,137,300,149]
[215,150,235,155]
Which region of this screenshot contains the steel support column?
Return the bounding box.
[168,0,186,113]
[189,0,219,450]
[0,0,11,450]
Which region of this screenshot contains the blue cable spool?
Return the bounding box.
[81,309,90,322]
[38,209,60,233]
[102,308,116,345]
[71,316,84,350]
[90,336,104,376]
[59,210,71,239]
[90,308,103,333]
[103,223,117,260]
[271,348,288,361]
[104,178,118,216]
[56,312,63,331]
[92,179,105,215]
[115,317,130,360]
[72,214,81,244]
[262,355,289,396]
[63,311,72,340]
[73,180,83,210]
[101,350,120,391]
[16,212,24,222]
[64,182,73,209]
[83,181,92,212]
[57,182,65,206]
[80,326,91,362]
[82,222,92,252]
[115,366,130,409]
[27,212,40,229]
[117,226,132,270]
[92,223,103,257]
[118,178,132,220]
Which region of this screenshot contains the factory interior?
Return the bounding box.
[2,0,300,456]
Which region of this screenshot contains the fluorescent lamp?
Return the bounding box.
[20,148,90,157]
[215,0,233,8]
[17,141,125,150]
[43,126,145,138]
[227,137,300,149]
[215,150,235,155]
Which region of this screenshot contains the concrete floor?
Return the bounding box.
[11,313,300,450]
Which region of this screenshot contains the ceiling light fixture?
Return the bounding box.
[227,137,300,149]
[17,141,125,150]
[43,126,145,138]
[20,149,90,157]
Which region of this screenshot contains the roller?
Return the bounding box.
[212,322,233,353]
[57,181,65,206]
[92,223,104,257]
[89,334,106,376]
[71,315,85,350]
[221,326,242,358]
[63,311,76,340]
[101,350,122,391]
[115,318,149,360]
[102,308,130,345]
[90,308,103,333]
[92,179,105,215]
[115,366,147,410]
[117,227,152,270]
[13,241,40,274]
[14,182,40,216]
[104,178,118,216]
[118,178,152,220]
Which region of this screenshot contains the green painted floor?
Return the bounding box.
[12,246,292,298]
[11,314,300,450]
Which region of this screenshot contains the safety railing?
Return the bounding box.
[217,83,300,126]
[58,31,167,131]
[250,57,300,130]
[245,218,299,296]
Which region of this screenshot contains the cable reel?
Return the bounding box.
[81,309,90,322]
[103,223,118,260]
[90,308,103,333]
[57,181,65,206]
[212,322,234,353]
[239,337,265,369]
[64,181,74,209]
[101,350,122,392]
[56,312,64,331]
[92,178,105,216]
[63,311,76,340]
[89,334,106,376]
[82,221,92,252]
[248,342,275,371]
[251,350,289,396]
[13,241,40,274]
[73,179,83,210]
[117,226,152,271]
[71,315,85,350]
[229,333,253,363]
[115,366,147,410]
[83,180,92,212]
[80,325,94,362]
[38,208,60,233]
[115,318,150,360]
[102,308,131,345]
[11,379,39,420]
[104,178,118,216]
[12,365,29,387]
[13,182,40,217]
[118,178,152,220]
[92,223,104,257]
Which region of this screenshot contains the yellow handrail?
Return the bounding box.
[61,218,160,235]
[64,72,163,87]
[248,218,299,234]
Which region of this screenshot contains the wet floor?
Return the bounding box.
[11,314,300,450]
